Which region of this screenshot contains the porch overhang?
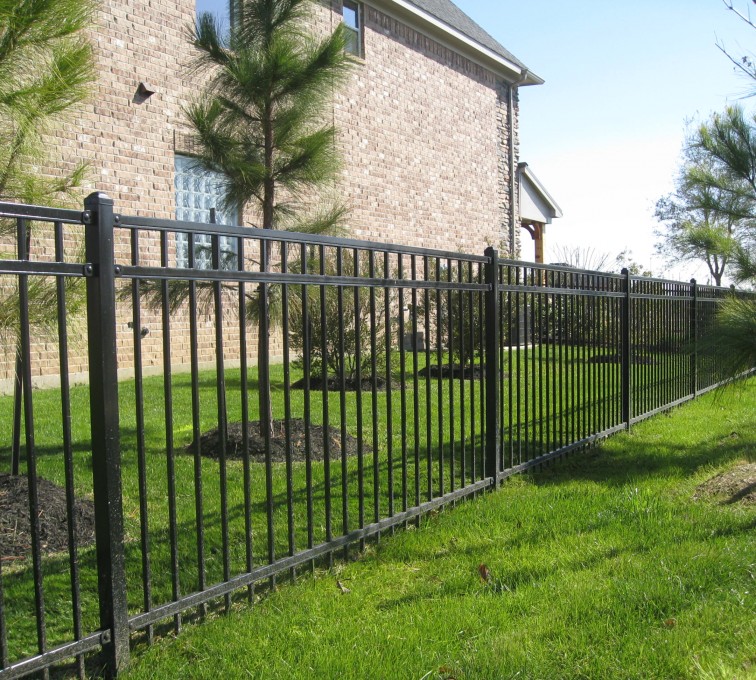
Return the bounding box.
[518,162,562,263]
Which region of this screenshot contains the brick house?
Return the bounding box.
[65,0,541,250]
[1,0,544,389]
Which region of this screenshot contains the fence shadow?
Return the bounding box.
[528,424,755,489]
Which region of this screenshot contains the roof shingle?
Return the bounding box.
[406,0,527,70]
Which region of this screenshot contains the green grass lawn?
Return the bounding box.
[0,346,739,675]
[116,378,756,680]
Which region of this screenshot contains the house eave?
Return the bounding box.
[518,162,563,221]
[364,0,544,85]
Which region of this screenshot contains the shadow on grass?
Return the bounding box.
[375,544,627,612]
[0,428,139,469]
[0,441,92,469]
[528,421,755,489]
[1,429,487,666]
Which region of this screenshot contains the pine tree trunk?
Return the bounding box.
[257,281,273,440]
[10,346,22,475]
[10,228,32,475]
[258,107,275,440]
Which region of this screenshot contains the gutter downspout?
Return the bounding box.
[508,69,529,257]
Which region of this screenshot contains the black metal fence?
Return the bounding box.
[0,194,752,678]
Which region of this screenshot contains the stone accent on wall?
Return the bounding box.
[496,81,511,254]
[512,85,522,259]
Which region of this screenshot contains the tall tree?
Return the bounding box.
[654,142,753,286]
[709,3,756,373]
[719,0,756,93]
[687,106,756,283]
[0,0,95,474]
[186,0,352,435]
[685,106,756,376]
[0,0,94,207]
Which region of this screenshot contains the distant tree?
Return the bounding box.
[184,0,352,436]
[655,142,753,286]
[549,244,612,272]
[543,247,651,347]
[613,249,653,277]
[548,245,653,277]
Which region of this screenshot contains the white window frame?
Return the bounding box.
[342,0,363,58]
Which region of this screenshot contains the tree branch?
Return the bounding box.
[722,0,756,30]
[716,42,756,89]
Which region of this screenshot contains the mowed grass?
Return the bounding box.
[121,379,756,680]
[0,342,636,664]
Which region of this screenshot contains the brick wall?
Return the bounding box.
[0,0,523,388]
[330,1,513,252]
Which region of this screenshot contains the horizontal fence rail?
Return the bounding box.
[0,194,754,678]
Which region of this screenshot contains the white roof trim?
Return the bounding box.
[519,163,563,220]
[363,0,544,85]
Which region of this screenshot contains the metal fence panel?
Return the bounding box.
[0,202,107,679]
[0,195,753,678]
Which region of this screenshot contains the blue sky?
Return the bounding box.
[455,0,756,279]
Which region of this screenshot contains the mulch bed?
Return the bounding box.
[418,364,487,380]
[588,354,656,365]
[189,418,369,463]
[0,474,96,561]
[290,367,491,388]
[290,376,388,392]
[693,461,756,505]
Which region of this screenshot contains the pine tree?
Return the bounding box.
[686,106,756,376]
[186,0,352,436]
[0,0,94,207]
[0,0,95,474]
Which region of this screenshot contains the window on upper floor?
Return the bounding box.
[174,154,239,270]
[342,0,363,57]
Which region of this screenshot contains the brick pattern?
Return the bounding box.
[332,1,512,252]
[0,0,523,387]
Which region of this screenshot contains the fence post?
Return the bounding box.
[690,278,698,398]
[484,247,500,487]
[621,268,632,430]
[84,192,130,674]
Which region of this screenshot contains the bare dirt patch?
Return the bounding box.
[0,473,96,561]
[693,462,756,505]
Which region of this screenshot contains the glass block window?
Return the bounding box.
[174,154,239,269]
[343,1,362,57]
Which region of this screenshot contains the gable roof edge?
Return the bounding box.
[518,163,563,220]
[364,0,544,85]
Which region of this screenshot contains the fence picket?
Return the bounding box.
[0,196,753,679]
